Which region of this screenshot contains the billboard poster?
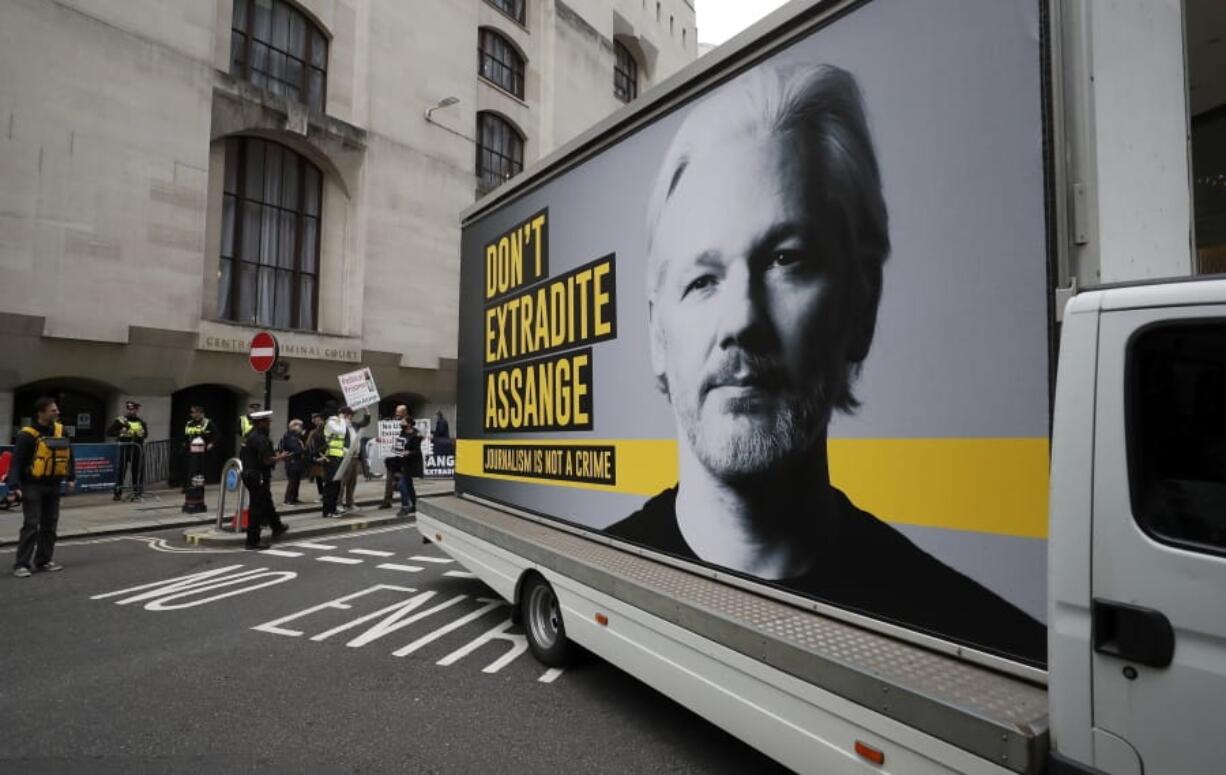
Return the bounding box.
[456,0,1050,666]
[423,437,455,479]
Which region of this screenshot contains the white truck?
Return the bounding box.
[419,1,1226,772]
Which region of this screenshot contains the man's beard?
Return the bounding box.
[672,363,841,481]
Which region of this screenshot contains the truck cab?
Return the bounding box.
[1050,280,1226,775]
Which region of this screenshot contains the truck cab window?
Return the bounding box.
[1129,322,1226,554]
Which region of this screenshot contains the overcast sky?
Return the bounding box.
[695,0,792,46]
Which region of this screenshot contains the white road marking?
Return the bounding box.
[261,549,304,557]
[317,556,363,565]
[444,570,477,578]
[539,668,565,683]
[254,585,416,638]
[392,598,504,657]
[409,555,453,564]
[376,563,424,573]
[436,618,527,674]
[291,542,337,551]
[349,549,395,557]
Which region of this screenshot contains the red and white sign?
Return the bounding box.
[249,331,279,373]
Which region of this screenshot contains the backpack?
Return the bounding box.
[21,423,72,479]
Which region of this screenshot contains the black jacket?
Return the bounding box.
[279,431,306,475]
[606,486,1046,665]
[107,415,148,445]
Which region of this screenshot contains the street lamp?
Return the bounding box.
[425,96,460,122]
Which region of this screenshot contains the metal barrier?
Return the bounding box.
[216,457,247,533]
[141,439,171,486]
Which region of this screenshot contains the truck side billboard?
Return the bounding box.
[457,0,1050,666]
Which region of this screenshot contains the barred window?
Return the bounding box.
[230,0,328,112]
[219,137,322,331]
[479,29,525,98]
[614,41,638,103]
[486,0,526,25]
[476,112,524,190]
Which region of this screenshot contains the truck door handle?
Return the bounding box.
[1092,598,1174,668]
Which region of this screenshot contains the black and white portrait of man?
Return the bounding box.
[604,62,1044,659]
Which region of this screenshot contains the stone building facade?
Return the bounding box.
[0,0,694,471]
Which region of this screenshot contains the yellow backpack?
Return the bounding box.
[21,423,72,479]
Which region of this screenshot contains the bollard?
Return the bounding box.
[216,458,248,533]
[182,437,210,513]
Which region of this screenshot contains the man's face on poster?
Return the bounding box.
[649,132,864,481]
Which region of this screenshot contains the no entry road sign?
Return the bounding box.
[249,332,278,373]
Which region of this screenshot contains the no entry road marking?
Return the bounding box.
[410,556,453,564]
[349,549,395,557]
[291,542,337,551]
[444,570,477,579]
[261,549,304,558]
[377,563,425,573]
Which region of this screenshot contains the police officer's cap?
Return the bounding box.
[248,409,273,421]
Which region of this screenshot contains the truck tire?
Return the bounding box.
[521,574,571,667]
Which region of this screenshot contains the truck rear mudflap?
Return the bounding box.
[418,496,1049,775]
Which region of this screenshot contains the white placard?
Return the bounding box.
[337,367,380,409]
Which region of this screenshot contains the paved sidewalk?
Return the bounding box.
[0,477,454,546]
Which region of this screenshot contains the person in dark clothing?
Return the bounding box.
[609,487,1046,661]
[432,411,450,440]
[8,397,75,577]
[305,413,326,499]
[106,400,147,500]
[394,417,424,516]
[379,404,409,508]
[607,62,1045,664]
[182,404,217,496]
[239,410,289,550]
[279,419,307,505]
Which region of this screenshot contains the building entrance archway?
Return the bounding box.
[12,378,117,444]
[170,385,239,485]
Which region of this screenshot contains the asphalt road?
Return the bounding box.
[0,523,790,774]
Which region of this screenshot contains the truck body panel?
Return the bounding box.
[418,496,1045,774]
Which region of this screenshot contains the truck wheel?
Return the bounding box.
[521,574,570,667]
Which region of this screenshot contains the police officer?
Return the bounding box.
[239,410,289,550]
[238,402,262,440]
[107,400,147,501]
[182,405,217,513]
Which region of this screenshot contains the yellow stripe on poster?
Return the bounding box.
[456,437,1049,539]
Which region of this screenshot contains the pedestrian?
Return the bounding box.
[305,412,326,501]
[320,402,347,518]
[106,400,147,500]
[340,406,371,512]
[433,410,450,439]
[379,404,409,509]
[396,414,424,517]
[238,402,261,439]
[182,405,218,513]
[8,396,75,577]
[239,410,290,550]
[279,419,306,505]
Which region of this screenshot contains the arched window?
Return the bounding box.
[486,0,526,25]
[476,113,524,189]
[479,29,526,98]
[230,0,328,112]
[614,41,639,103]
[219,137,322,331]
